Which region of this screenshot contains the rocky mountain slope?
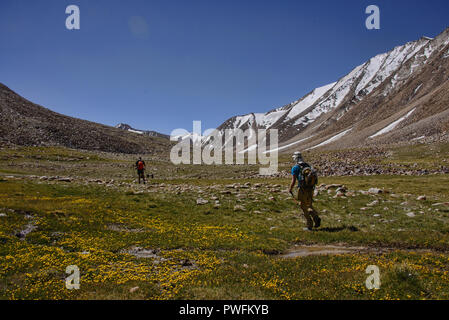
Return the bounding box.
[115,123,169,140]
[216,27,449,153]
[0,84,171,154]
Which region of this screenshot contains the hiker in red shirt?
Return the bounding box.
[135,157,146,184]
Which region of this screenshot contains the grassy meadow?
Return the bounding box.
[1,144,449,300]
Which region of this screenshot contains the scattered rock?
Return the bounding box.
[335,191,345,197]
[336,187,347,193]
[368,188,383,195]
[367,200,379,207]
[406,212,416,218]
[416,195,427,201]
[15,221,37,239]
[196,198,209,205]
[432,202,449,207]
[122,247,167,262]
[107,224,144,233]
[129,286,139,293]
[234,205,245,212]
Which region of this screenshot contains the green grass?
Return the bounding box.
[1,145,449,300]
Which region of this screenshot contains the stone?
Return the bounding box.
[336,187,347,193]
[368,188,383,194]
[196,198,209,205]
[367,200,379,207]
[234,205,245,212]
[129,286,139,293]
[416,195,427,201]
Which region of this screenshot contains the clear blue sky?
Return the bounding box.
[1,0,448,134]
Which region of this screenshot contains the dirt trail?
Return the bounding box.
[280,244,445,258]
[280,245,367,258]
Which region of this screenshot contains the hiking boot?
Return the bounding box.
[314,217,321,229]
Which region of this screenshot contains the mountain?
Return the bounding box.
[115,123,169,140]
[216,27,449,153]
[0,84,171,154]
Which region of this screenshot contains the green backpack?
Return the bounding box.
[302,166,318,189]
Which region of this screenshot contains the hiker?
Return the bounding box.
[135,157,146,184]
[288,151,321,231]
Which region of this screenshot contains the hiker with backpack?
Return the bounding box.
[288,151,321,231]
[135,157,146,184]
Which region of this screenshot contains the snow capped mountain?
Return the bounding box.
[215,26,449,152]
[115,123,169,139]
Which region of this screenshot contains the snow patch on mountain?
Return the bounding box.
[263,135,315,154]
[286,83,335,120]
[307,128,352,150]
[128,129,144,135]
[369,108,416,138]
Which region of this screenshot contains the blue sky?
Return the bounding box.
[1,0,448,134]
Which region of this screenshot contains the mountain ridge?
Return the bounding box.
[216,26,449,152]
[0,83,171,154]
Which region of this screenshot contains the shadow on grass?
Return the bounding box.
[318,225,359,233]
